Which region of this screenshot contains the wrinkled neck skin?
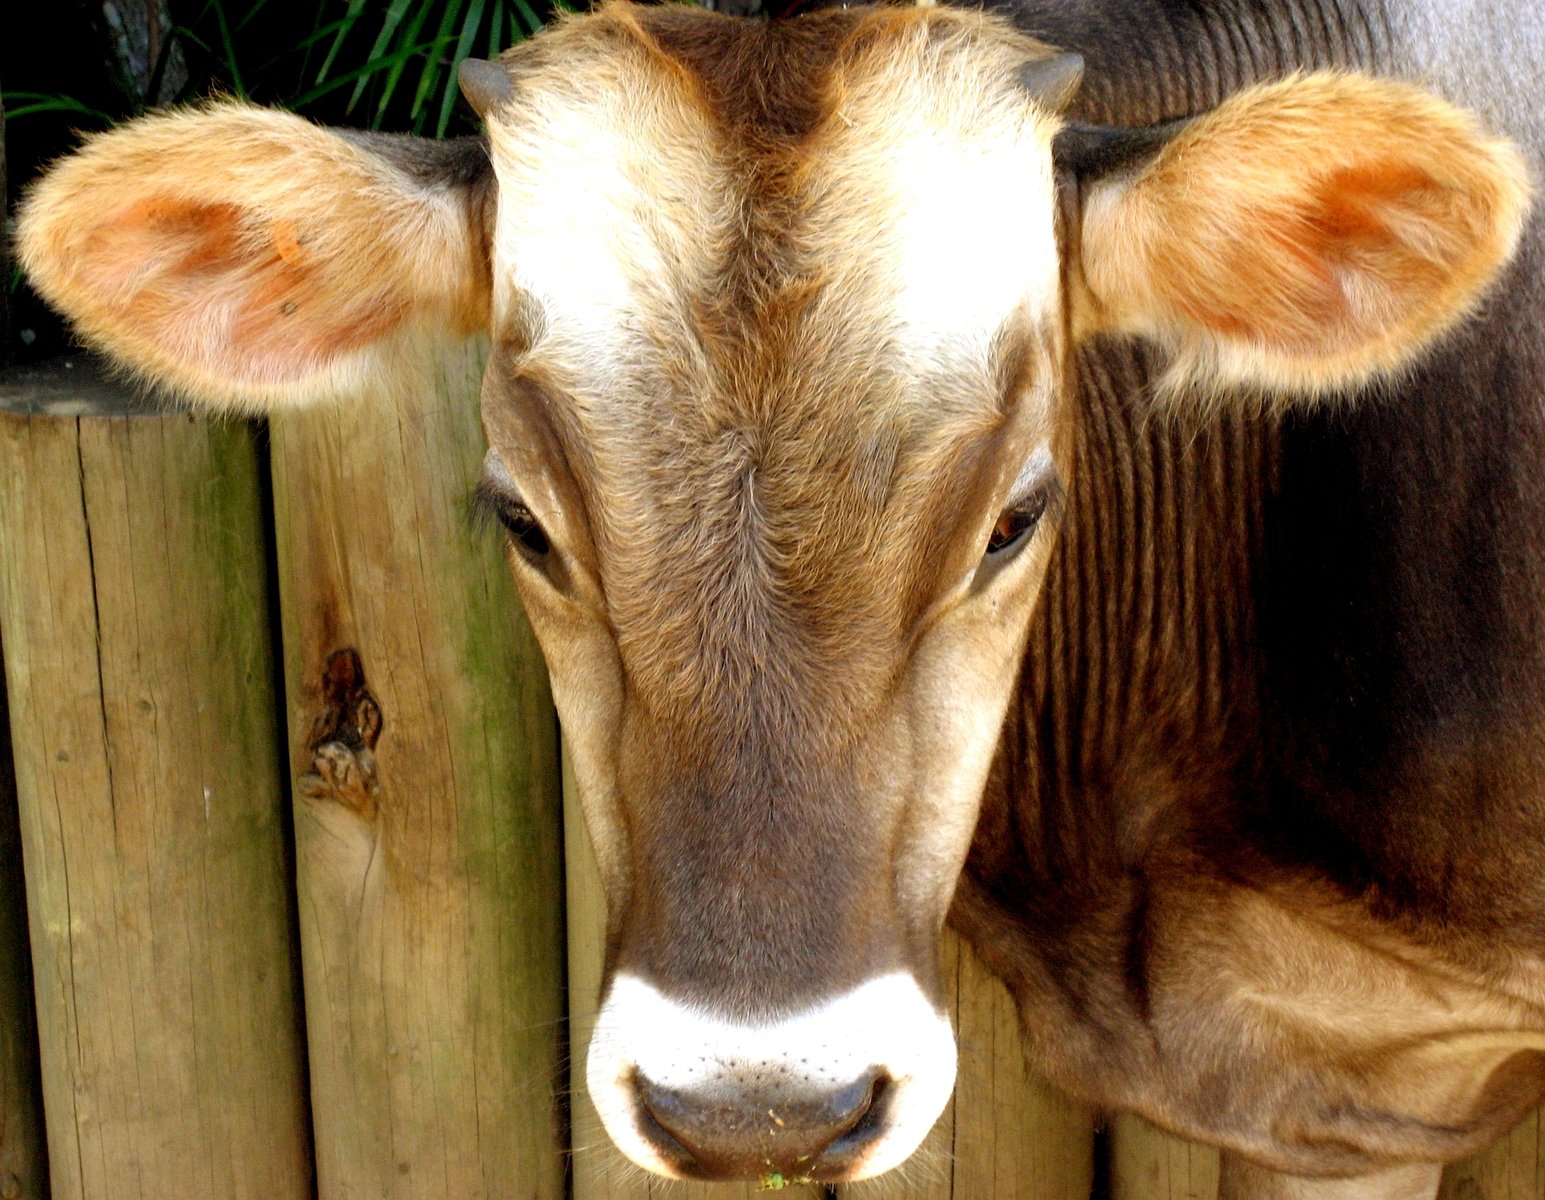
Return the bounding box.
[958,0,1545,1178]
[1005,0,1543,137]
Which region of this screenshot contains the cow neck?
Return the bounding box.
[948,0,1399,1032]
[957,0,1545,1020]
[1004,0,1397,128]
[964,332,1277,915]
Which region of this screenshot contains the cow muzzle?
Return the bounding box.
[587,972,957,1181]
[635,1067,888,1178]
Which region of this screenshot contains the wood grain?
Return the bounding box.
[912,931,1094,1200]
[1441,1109,1545,1200]
[271,339,566,1199]
[1111,1117,1220,1200]
[0,382,309,1199]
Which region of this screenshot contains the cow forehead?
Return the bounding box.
[480,9,1064,724]
[483,7,1064,418]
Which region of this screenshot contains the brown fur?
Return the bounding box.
[465,10,1081,1025]
[13,3,1539,1188]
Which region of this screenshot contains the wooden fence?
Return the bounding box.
[0,354,1539,1200]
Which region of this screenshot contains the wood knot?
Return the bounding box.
[299,648,383,817]
[308,647,382,754]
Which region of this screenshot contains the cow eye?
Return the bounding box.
[496,500,550,557]
[986,491,1049,557]
[477,480,551,558]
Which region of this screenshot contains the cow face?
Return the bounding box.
[17,1,1528,1183]
[473,8,1073,1180]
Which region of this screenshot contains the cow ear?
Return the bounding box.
[18,104,493,411]
[1066,73,1532,400]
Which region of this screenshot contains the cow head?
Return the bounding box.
[18,2,1529,1182]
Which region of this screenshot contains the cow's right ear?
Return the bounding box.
[18,104,493,411]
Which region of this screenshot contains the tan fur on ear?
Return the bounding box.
[18,103,488,411]
[1075,73,1532,400]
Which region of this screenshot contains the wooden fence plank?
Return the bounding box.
[1111,1116,1219,1200]
[563,747,653,1200]
[848,930,1097,1200]
[0,361,310,1199]
[0,662,46,1200]
[938,933,1095,1200]
[1441,1110,1545,1200]
[0,92,47,1196]
[271,341,566,1199]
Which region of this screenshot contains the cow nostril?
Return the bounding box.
[831,1072,890,1150]
[632,1075,699,1173]
[633,1068,893,1180]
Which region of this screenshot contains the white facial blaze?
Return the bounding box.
[588,972,958,1180]
[805,46,1064,389]
[485,71,731,392]
[497,127,636,329]
[484,39,1064,405]
[881,124,1060,368]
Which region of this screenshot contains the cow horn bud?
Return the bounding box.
[459,58,513,118]
[1019,52,1085,113]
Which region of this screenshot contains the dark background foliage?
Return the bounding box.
[1,0,581,363]
[2,0,776,365]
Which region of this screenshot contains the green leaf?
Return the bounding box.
[167,22,215,58]
[289,38,449,110]
[279,16,361,61]
[0,92,116,123]
[315,0,370,85]
[434,0,489,137]
[372,21,450,127]
[207,0,248,97]
[510,0,542,36]
[410,0,470,124]
[488,0,505,54]
[234,0,278,33]
[348,0,418,112]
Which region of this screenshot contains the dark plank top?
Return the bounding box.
[0,356,169,418]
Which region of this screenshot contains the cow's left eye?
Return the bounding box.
[986,491,1049,556]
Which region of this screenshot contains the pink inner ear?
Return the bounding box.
[1309,162,1441,242]
[76,196,409,385]
[79,197,246,296]
[1173,159,1466,356]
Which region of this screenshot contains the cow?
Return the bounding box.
[15,0,1541,1195]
